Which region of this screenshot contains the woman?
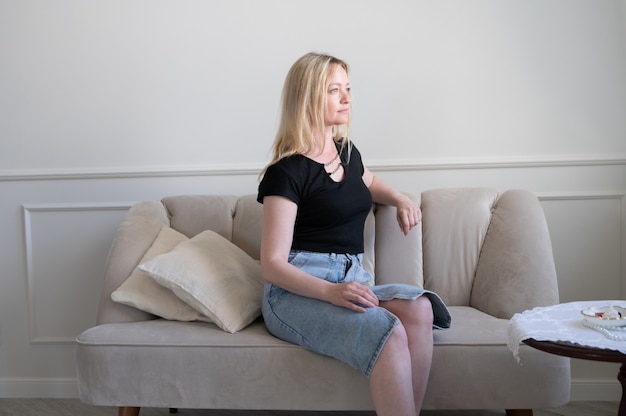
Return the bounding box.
[257,52,450,416]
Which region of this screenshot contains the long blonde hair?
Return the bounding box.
[260,52,352,177]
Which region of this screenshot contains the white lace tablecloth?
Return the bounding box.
[508,300,626,362]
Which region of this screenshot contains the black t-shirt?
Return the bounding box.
[257,142,372,254]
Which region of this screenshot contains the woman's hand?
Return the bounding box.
[325,281,379,313]
[363,167,422,236]
[396,196,422,236]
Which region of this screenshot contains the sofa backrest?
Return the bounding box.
[161,193,425,287]
[422,188,499,305]
[96,188,559,325]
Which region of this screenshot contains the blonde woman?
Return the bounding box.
[257,52,450,416]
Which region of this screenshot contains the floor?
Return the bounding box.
[0,399,619,416]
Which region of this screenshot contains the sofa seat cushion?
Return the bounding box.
[434,305,510,345]
[77,307,502,349]
[428,307,570,409]
[76,318,373,410]
[77,318,280,348]
[76,306,569,410]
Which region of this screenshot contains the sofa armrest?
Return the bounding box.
[470,190,559,319]
[96,201,169,324]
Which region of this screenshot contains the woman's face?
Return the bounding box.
[324,64,351,127]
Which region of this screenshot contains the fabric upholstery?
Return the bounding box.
[140,230,264,333]
[79,188,571,412]
[231,194,263,260]
[163,195,239,240]
[77,307,569,410]
[96,201,169,325]
[471,189,560,318]
[373,192,423,287]
[111,226,209,322]
[421,188,499,306]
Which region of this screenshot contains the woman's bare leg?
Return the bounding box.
[369,323,416,416]
[378,296,434,413]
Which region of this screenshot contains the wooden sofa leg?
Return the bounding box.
[169,409,178,414]
[118,407,140,416]
[506,410,533,416]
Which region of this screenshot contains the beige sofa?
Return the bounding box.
[76,188,570,416]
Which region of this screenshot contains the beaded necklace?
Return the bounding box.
[324,153,342,176]
[324,153,340,167]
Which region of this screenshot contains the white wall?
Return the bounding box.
[2,0,625,173]
[1,0,625,403]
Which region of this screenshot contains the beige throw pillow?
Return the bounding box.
[139,229,264,333]
[111,226,211,322]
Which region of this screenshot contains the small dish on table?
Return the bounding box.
[581,305,626,328]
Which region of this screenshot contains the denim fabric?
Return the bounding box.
[262,251,451,377]
[372,284,451,330]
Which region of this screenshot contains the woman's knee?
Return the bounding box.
[383,296,433,327]
[382,324,410,356]
[413,296,434,324]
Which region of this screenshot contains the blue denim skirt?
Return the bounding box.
[262,251,451,377]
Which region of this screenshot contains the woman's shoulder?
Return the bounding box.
[258,154,313,203]
[274,153,307,166]
[263,153,316,183]
[266,154,311,176]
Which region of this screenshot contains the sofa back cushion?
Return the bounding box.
[98,187,558,324]
[122,189,519,313]
[421,188,499,306]
[371,194,423,288]
[471,189,559,318]
[161,193,425,289]
[163,195,240,241]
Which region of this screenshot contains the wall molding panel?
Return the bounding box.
[538,191,626,201]
[22,203,133,344]
[1,153,625,182]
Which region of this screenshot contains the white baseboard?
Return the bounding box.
[0,378,78,398]
[571,379,622,401]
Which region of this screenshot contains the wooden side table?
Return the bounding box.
[524,338,626,416]
[509,301,626,415]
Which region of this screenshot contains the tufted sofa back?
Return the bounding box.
[96,188,558,325]
[161,193,424,289]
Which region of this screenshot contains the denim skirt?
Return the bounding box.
[262,251,451,377]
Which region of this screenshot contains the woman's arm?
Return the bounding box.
[362,166,421,236]
[260,195,378,312]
